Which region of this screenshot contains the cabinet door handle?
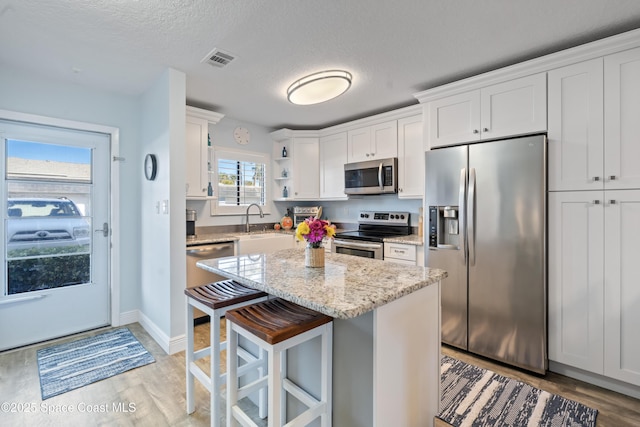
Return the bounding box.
[366,153,370,157]
[473,129,479,134]
[610,200,617,205]
[610,175,617,180]
[483,127,489,132]
[593,176,601,182]
[593,200,601,205]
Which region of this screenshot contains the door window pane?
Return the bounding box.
[5,140,92,294]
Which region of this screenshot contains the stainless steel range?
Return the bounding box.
[332,211,411,260]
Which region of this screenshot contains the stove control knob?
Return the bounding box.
[400,215,405,219]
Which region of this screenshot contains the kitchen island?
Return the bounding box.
[197,248,446,427]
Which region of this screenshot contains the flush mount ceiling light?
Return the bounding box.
[287,70,352,105]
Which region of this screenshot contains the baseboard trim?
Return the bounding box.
[136,311,186,355]
[118,310,139,326]
[549,360,640,400]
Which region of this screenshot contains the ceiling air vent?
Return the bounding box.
[202,48,236,68]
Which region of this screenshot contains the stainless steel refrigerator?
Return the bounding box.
[425,134,547,374]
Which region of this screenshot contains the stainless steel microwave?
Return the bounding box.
[344,157,398,195]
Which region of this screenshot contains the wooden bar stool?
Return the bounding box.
[185,279,268,427]
[226,298,333,427]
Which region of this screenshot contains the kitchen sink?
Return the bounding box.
[237,233,295,255]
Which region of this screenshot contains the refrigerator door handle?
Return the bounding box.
[458,167,467,264]
[468,167,476,266]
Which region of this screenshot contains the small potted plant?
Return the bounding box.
[295,217,336,267]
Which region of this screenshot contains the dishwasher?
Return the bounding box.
[186,241,235,322]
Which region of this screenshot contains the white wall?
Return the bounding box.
[139,68,187,352]
[0,65,142,315]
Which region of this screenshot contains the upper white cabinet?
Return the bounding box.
[397,115,424,198]
[548,59,604,191]
[604,47,640,190]
[271,130,319,201]
[428,73,547,148]
[427,90,480,147]
[549,48,640,191]
[185,106,224,199]
[347,120,398,163]
[319,132,348,200]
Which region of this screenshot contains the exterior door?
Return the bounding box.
[0,120,110,351]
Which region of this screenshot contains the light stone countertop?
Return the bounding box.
[187,230,424,246]
[196,247,446,319]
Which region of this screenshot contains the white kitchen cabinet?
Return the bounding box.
[319,132,348,200]
[603,190,640,385]
[185,106,224,199]
[384,242,417,265]
[548,58,604,191]
[428,90,481,147]
[397,115,424,198]
[549,48,640,192]
[291,137,320,199]
[428,73,546,148]
[549,190,640,387]
[604,48,640,190]
[347,120,398,163]
[548,191,604,374]
[272,132,319,201]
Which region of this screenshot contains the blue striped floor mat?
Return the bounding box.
[440,355,598,427]
[37,328,155,400]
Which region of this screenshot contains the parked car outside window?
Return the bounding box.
[6,197,90,257]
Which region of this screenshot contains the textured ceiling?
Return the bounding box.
[2,1,640,130]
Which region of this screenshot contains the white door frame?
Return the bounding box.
[0,109,121,327]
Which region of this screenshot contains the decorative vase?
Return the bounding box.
[305,245,325,268]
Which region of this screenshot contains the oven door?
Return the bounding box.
[332,238,383,260]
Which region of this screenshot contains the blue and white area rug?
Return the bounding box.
[440,355,598,427]
[37,328,155,400]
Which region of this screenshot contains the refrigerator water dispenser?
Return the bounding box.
[429,206,459,249]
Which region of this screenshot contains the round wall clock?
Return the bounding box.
[233,127,250,145]
[144,153,157,180]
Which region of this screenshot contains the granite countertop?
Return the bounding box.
[196,247,446,319]
[187,230,424,246]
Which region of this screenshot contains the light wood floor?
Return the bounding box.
[1,322,639,426]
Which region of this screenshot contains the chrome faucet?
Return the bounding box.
[245,203,264,233]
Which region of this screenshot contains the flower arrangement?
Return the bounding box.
[295,217,336,248]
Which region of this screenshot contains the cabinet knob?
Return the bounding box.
[483,127,489,132]
[593,200,601,205]
[202,188,206,192]
[610,175,617,180]
[610,200,617,205]
[473,129,479,134]
[366,153,370,157]
[593,176,601,182]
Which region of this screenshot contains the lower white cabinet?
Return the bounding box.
[549,190,640,386]
[383,242,423,266]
